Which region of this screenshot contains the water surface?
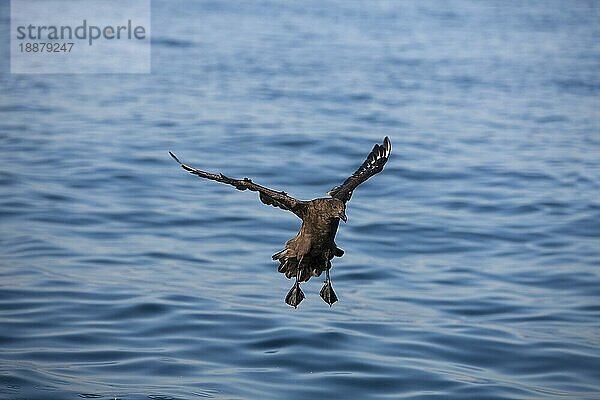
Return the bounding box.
[1,1,599,399]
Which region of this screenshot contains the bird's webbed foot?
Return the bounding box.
[320,279,338,306]
[285,282,305,308]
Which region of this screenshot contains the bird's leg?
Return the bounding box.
[320,260,338,306]
[285,257,305,308]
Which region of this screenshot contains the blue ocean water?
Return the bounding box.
[1,1,599,399]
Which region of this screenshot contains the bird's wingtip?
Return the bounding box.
[169,151,182,164]
[383,136,391,155]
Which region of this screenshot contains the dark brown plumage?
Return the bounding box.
[170,136,391,308]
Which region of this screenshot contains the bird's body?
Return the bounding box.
[273,198,344,281]
[170,137,391,307]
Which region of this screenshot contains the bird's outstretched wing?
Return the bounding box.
[170,152,307,218]
[327,136,391,203]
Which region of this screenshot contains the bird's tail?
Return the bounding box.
[273,249,327,282]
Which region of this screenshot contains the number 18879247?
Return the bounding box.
[19,43,74,52]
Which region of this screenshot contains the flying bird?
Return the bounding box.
[169,137,391,308]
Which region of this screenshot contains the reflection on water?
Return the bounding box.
[1,1,599,399]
